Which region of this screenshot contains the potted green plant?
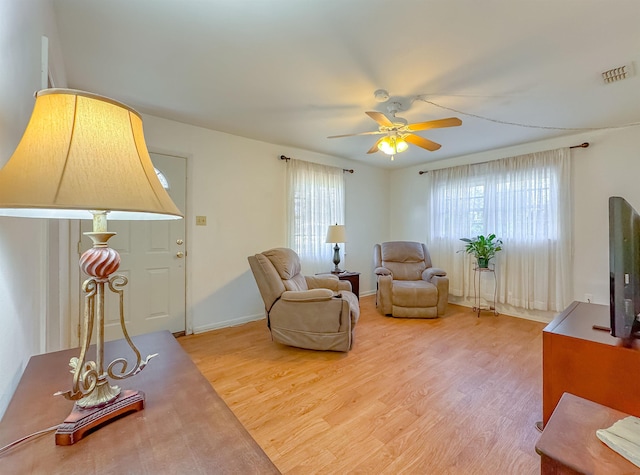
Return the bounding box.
[459,234,503,268]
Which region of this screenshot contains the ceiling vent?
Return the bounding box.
[602,63,635,84]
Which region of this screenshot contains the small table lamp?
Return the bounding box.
[0,89,183,445]
[325,224,347,273]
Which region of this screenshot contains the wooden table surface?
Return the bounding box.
[536,392,640,474]
[0,331,280,474]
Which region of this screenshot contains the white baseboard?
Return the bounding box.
[193,313,266,334]
[448,296,556,323]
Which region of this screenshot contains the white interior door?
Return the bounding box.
[79,153,187,342]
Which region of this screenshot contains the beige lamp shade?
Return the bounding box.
[0,89,182,220]
[325,224,346,244]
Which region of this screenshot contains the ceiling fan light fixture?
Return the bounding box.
[329,110,460,156]
[378,136,408,155]
[397,138,409,153]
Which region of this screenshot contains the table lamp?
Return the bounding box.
[325,224,346,273]
[0,89,183,445]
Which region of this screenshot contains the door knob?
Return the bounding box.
[176,239,184,245]
[176,251,185,258]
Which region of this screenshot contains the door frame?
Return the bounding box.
[50,151,191,349]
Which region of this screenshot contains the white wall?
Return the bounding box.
[572,126,640,305]
[140,115,389,333]
[0,0,65,418]
[390,125,640,320]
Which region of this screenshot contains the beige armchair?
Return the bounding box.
[248,248,360,351]
[373,241,449,318]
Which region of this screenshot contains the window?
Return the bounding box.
[427,148,572,312]
[154,168,169,189]
[436,171,556,241]
[286,159,345,274]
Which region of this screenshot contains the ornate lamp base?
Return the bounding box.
[55,389,145,446]
[331,243,343,273]
[54,212,156,445]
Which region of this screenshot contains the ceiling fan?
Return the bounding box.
[328,106,462,159]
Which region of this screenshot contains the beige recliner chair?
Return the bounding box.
[248,248,360,352]
[373,241,449,318]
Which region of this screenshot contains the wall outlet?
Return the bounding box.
[196,215,207,226]
[584,293,593,303]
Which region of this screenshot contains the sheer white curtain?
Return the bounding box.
[286,159,345,274]
[427,148,572,312]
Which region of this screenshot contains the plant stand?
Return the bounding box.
[473,264,498,317]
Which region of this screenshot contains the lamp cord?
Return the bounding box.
[0,424,59,456]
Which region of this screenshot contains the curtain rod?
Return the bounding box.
[280,155,354,173]
[570,142,590,149]
[418,142,590,175]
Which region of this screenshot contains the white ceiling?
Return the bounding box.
[51,0,640,169]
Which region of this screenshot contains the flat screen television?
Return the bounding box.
[609,196,640,344]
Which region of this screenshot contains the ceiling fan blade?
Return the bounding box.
[405,133,441,152]
[407,117,462,132]
[367,138,384,154]
[365,111,394,127]
[327,130,385,139]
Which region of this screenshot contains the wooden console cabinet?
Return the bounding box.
[543,301,640,425]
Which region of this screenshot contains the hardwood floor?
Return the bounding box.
[179,295,546,474]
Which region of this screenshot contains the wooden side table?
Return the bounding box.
[336,271,360,299]
[535,392,639,474]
